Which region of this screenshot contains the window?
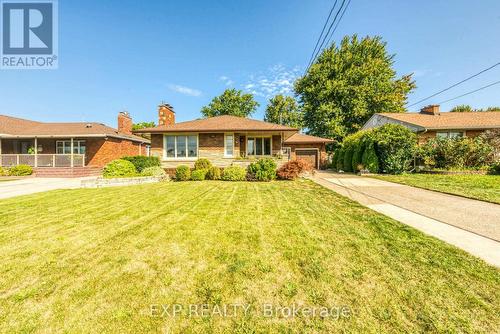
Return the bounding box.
[436,131,464,139]
[247,136,272,156]
[163,135,198,159]
[56,140,86,154]
[224,133,234,157]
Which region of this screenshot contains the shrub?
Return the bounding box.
[194,158,212,170]
[141,166,167,178]
[277,159,314,180]
[8,164,33,176]
[489,161,500,174]
[336,148,345,171]
[361,141,379,173]
[247,158,277,181]
[191,169,207,181]
[372,124,417,174]
[419,137,495,170]
[343,145,354,173]
[102,159,137,178]
[352,140,365,172]
[122,156,160,173]
[175,165,191,181]
[206,166,221,180]
[0,167,8,176]
[221,166,246,181]
[331,150,338,170]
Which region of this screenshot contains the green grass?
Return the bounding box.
[0,178,19,182]
[0,181,498,333]
[371,173,500,204]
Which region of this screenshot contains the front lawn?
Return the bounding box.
[0,181,498,332]
[371,173,500,204]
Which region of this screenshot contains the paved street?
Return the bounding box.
[0,177,88,200]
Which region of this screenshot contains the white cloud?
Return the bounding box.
[243,64,302,98]
[219,76,234,86]
[168,84,202,97]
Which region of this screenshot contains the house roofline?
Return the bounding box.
[0,133,150,144]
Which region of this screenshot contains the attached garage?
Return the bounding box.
[283,133,334,169]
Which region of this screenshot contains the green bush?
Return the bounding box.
[419,137,494,170]
[103,159,137,178]
[372,124,417,174]
[222,166,246,181]
[140,166,167,177]
[343,146,354,173]
[362,141,379,173]
[122,156,160,173]
[206,166,221,180]
[489,161,500,174]
[247,158,277,181]
[191,169,207,181]
[0,167,8,176]
[330,150,338,170]
[352,140,365,172]
[8,164,33,176]
[194,158,212,170]
[175,165,191,181]
[336,148,345,171]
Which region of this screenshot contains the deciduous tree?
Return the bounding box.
[201,89,259,118]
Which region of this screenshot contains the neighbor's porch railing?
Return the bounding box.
[0,154,85,168]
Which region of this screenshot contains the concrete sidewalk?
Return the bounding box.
[0,177,89,200]
[312,171,500,267]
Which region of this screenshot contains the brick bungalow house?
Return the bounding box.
[0,112,149,176]
[362,105,500,143]
[134,104,333,169]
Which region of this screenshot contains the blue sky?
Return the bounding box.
[1,0,500,127]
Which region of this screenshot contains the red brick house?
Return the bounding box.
[363,105,500,143]
[134,104,333,169]
[0,112,149,176]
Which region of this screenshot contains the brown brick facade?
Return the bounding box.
[418,129,488,144]
[286,143,328,169]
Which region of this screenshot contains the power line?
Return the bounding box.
[310,0,347,66]
[436,80,500,105]
[408,62,500,107]
[306,0,339,69]
[306,0,347,72]
[325,0,351,46]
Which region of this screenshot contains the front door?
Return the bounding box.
[296,149,318,169]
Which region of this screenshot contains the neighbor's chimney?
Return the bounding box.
[420,105,440,115]
[158,103,175,126]
[118,111,133,135]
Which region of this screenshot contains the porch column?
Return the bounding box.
[34,137,38,167]
[70,137,74,168]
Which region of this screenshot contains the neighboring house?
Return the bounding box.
[363,105,500,143]
[134,104,333,169]
[0,112,149,175]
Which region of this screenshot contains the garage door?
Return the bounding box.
[296,150,318,169]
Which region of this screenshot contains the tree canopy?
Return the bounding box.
[132,122,156,130]
[201,89,259,118]
[264,95,303,128]
[295,35,416,142]
[450,105,500,112]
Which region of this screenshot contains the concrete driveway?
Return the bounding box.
[0,177,88,200]
[312,171,500,267]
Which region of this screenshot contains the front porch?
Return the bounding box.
[0,137,86,168]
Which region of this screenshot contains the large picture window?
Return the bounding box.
[436,131,464,139]
[164,135,198,159]
[247,136,271,156]
[56,140,86,154]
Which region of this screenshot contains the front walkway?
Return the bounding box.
[0,177,89,200]
[311,171,500,267]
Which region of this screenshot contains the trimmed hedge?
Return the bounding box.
[175,165,191,181]
[222,166,246,181]
[194,158,212,170]
[361,141,379,173]
[206,166,221,180]
[247,158,277,181]
[8,164,33,176]
[343,146,354,173]
[336,148,345,171]
[372,124,417,174]
[191,169,207,181]
[103,159,137,178]
[122,156,160,173]
[141,166,167,177]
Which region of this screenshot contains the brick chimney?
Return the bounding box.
[420,105,440,115]
[158,103,175,126]
[117,111,133,135]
